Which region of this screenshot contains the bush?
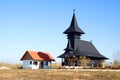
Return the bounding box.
[0,63,22,69]
[51,63,61,69]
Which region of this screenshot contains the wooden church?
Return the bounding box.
[58,12,108,68]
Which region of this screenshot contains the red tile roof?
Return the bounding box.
[20,50,55,61]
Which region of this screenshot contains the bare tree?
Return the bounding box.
[113,50,120,66]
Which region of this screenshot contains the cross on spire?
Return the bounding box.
[73,9,75,13]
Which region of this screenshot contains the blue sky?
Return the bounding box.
[0,0,120,63]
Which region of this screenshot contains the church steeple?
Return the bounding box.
[63,12,85,50]
[64,12,85,34]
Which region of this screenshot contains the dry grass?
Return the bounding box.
[51,63,61,69]
[0,69,120,80]
[0,63,21,69]
[0,63,120,80]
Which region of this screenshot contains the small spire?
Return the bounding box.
[91,40,93,43]
[64,39,73,51]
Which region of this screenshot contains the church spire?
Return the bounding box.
[64,39,73,51]
[63,11,85,34]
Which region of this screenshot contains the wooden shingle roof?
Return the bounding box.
[64,13,85,34]
[58,40,108,59]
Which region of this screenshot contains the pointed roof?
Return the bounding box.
[64,39,73,51]
[20,50,55,61]
[64,13,85,34]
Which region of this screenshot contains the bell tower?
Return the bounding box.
[64,11,85,50]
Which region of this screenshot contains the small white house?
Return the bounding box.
[20,50,55,69]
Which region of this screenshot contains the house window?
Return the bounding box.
[46,62,48,66]
[33,61,38,65]
[30,61,32,65]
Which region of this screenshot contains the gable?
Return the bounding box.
[20,51,33,60]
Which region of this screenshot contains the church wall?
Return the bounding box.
[61,57,104,68]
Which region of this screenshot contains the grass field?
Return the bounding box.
[0,63,120,80]
[0,69,120,80]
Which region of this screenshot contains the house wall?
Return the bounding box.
[22,60,51,69]
[22,60,32,69]
[31,61,40,69]
[43,61,51,69]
